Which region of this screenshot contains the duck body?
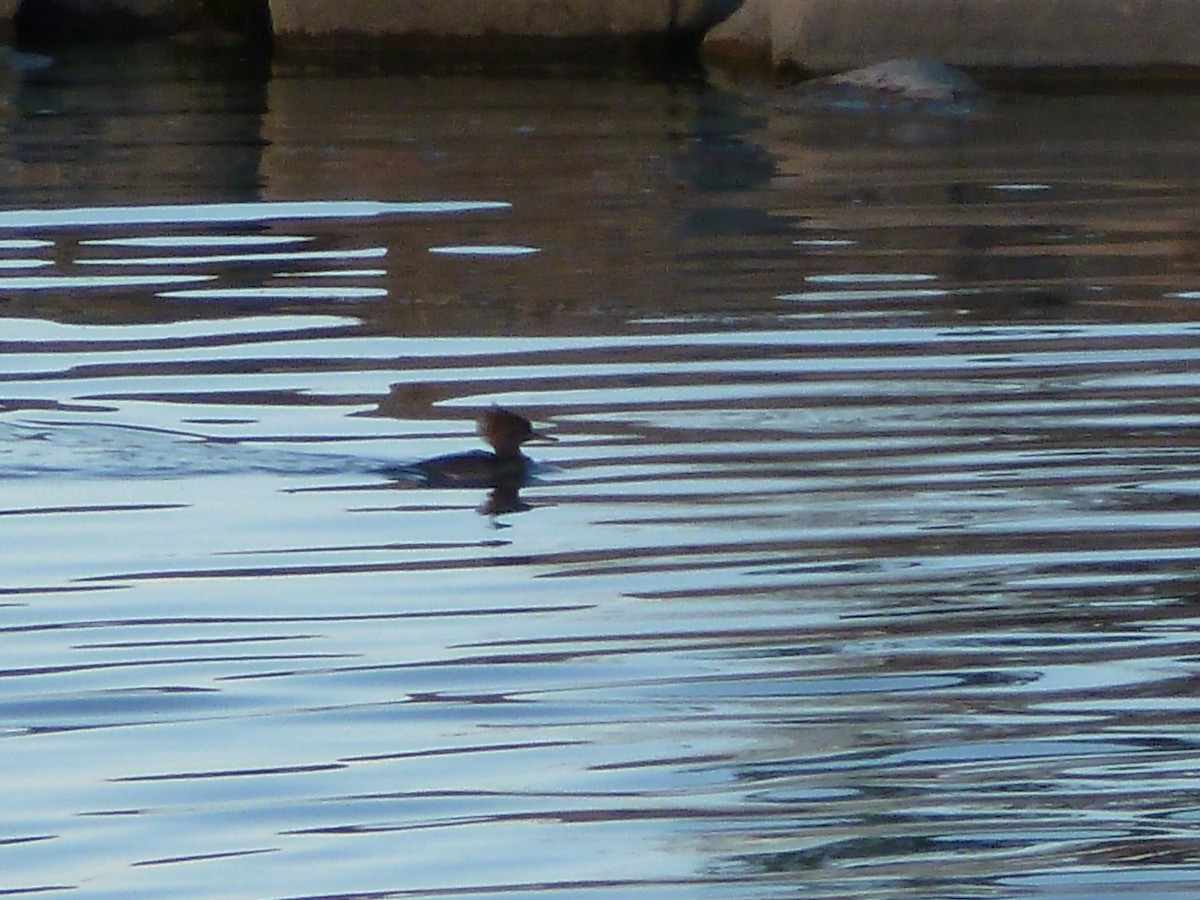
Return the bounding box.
[399,448,535,489]
[389,407,553,489]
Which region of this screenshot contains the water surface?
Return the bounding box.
[3,47,1200,899]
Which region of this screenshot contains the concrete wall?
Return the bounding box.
[267,0,727,38]
[703,0,1200,73]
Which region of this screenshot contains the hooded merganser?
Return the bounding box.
[397,407,555,489]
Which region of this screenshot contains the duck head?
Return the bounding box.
[476,407,555,458]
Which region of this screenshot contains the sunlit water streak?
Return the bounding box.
[1,54,1200,900]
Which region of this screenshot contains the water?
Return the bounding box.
[2,45,1200,898]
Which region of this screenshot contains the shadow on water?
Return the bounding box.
[3,43,1200,900]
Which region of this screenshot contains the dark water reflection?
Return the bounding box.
[3,45,1200,898]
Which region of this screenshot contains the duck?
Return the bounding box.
[397,407,555,489]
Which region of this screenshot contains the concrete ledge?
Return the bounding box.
[703,0,1200,74]
[10,1,731,64]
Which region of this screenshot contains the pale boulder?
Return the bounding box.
[782,58,988,115]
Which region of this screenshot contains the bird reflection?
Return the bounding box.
[388,407,555,515]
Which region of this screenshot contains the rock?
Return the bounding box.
[825,58,981,100]
[787,58,988,114]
